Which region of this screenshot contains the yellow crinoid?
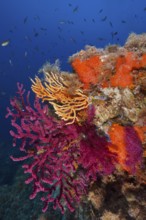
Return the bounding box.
[31,70,89,124]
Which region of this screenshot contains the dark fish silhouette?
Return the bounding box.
[73,6,79,12]
[121,20,126,23]
[98,9,103,13]
[67,20,74,24]
[97,37,106,41]
[40,27,47,31]
[58,26,62,32]
[111,31,118,40]
[109,21,113,27]
[34,32,39,37]
[24,16,28,24]
[101,16,107,21]
[113,31,118,35]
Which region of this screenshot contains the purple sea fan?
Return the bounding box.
[77,107,117,181]
[124,126,143,173]
[6,83,87,214]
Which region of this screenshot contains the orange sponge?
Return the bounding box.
[71,55,102,89]
[108,124,143,173]
[108,124,128,171]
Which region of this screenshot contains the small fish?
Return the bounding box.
[101,16,107,21]
[58,26,62,32]
[98,9,103,14]
[34,32,39,37]
[23,16,28,24]
[1,40,10,47]
[113,31,118,35]
[67,20,74,24]
[111,31,118,40]
[9,59,13,66]
[73,6,79,12]
[59,20,66,24]
[144,7,146,11]
[83,18,87,22]
[97,37,106,41]
[121,20,126,23]
[37,149,46,155]
[92,95,107,101]
[68,3,72,7]
[40,27,47,31]
[92,18,95,23]
[109,21,113,27]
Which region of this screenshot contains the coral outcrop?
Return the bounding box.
[6,33,146,217]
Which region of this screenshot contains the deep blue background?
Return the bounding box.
[0,0,146,157]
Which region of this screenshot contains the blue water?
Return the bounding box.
[1,0,146,139]
[0,0,146,218]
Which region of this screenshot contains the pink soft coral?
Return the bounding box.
[6,83,87,214]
